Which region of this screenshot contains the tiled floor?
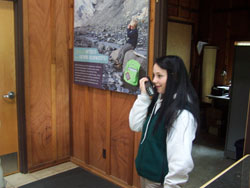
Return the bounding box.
[1,153,18,175]
[4,153,234,188]
[4,162,78,188]
[185,143,234,187]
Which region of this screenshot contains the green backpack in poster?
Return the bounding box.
[123,59,141,86]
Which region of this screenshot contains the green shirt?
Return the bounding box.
[135,111,169,183]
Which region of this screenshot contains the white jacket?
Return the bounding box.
[129,93,197,188]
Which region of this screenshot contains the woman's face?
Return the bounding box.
[152,63,168,94]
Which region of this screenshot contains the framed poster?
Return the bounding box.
[74,0,150,95]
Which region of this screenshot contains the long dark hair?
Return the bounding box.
[148,55,200,132]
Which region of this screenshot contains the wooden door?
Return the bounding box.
[0,1,18,156]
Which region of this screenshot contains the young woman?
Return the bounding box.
[129,56,199,188]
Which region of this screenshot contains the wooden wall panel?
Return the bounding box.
[213,0,230,10]
[231,11,249,38]
[190,0,199,9]
[212,13,227,39]
[168,0,199,22]
[24,0,70,170]
[180,0,190,7]
[55,0,70,160]
[132,133,142,187]
[179,6,190,19]
[168,4,178,17]
[71,85,88,162]
[199,0,250,87]
[89,89,108,172]
[27,0,54,167]
[110,93,135,184]
[168,0,178,5]
[212,13,227,85]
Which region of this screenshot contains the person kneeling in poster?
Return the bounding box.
[129,56,199,188]
[114,19,138,69]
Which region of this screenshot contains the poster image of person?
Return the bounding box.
[114,19,138,69]
[74,0,149,95]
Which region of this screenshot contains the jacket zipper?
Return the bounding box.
[140,103,157,144]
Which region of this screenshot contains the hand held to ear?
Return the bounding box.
[139,77,149,95]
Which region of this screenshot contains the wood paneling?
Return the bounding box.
[23,0,70,170]
[22,0,250,180]
[23,0,155,186]
[110,92,135,184]
[190,0,199,9]
[70,0,156,187]
[132,133,142,187]
[28,0,54,167]
[180,0,190,8]
[198,0,250,87]
[179,6,190,19]
[71,85,88,162]
[212,12,227,85]
[168,0,199,22]
[89,88,107,172]
[54,0,70,160]
[231,11,249,38]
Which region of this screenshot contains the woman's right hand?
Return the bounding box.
[139,77,149,95]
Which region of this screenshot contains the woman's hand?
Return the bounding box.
[139,77,149,95]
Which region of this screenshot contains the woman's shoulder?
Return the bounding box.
[178,109,194,119]
[167,109,197,140]
[175,109,196,128]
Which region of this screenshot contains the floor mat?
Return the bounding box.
[18,167,121,188]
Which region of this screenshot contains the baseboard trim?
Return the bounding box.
[70,156,134,188]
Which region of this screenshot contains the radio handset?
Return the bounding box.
[145,77,155,96]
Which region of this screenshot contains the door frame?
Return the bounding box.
[1,0,27,173]
[154,0,168,59]
[15,0,27,173]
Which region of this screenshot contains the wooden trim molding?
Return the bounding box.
[13,0,28,173]
[71,156,134,188]
[154,0,168,59]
